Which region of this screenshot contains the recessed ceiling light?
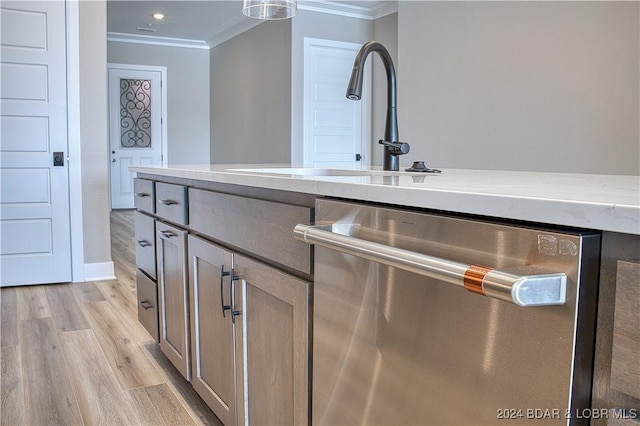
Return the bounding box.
[152,13,164,20]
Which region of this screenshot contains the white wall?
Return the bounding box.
[107,41,210,165]
[209,21,292,164]
[291,10,373,165]
[398,2,639,175]
[208,10,386,166]
[372,12,398,169]
[80,1,111,265]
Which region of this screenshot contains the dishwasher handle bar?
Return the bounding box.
[294,224,567,307]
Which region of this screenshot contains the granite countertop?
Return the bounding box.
[130,164,640,235]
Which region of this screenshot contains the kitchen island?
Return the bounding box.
[130,164,639,426]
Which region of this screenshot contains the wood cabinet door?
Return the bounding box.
[156,221,189,379]
[592,233,640,425]
[234,254,310,426]
[188,235,238,425]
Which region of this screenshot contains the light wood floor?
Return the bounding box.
[0,209,222,426]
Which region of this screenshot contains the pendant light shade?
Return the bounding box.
[242,0,298,20]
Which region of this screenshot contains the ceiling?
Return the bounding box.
[107,1,395,48]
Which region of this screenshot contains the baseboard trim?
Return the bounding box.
[84,261,116,282]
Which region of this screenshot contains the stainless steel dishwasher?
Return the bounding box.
[294,199,601,425]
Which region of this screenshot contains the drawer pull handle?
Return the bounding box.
[137,240,151,247]
[160,230,175,239]
[140,300,153,310]
[159,199,178,206]
[135,192,150,198]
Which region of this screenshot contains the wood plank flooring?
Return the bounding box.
[0,209,222,426]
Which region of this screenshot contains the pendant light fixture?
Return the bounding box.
[242,0,298,20]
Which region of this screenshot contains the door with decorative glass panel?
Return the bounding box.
[108,64,165,209]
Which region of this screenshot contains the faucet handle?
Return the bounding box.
[379,140,410,155]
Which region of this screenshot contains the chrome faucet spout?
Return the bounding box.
[346,41,408,171]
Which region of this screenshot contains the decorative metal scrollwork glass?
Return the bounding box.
[120,79,152,148]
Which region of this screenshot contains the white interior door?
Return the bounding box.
[0,1,72,286]
[303,38,370,169]
[108,65,164,209]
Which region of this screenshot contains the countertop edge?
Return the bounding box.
[130,165,640,236]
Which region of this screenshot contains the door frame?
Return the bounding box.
[67,0,84,282]
[107,63,168,209]
[302,37,371,168]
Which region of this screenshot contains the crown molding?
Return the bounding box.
[207,17,264,49]
[298,0,397,20]
[107,32,210,50]
[108,2,397,50]
[369,1,398,20]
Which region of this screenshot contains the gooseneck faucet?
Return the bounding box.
[346,41,409,171]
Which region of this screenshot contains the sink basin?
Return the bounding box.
[230,167,434,177]
[231,167,373,176]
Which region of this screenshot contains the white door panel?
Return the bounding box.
[303,38,370,169]
[108,66,164,209]
[0,63,49,100]
[116,156,134,197]
[0,6,47,48]
[314,135,357,154]
[0,1,72,286]
[0,168,51,202]
[1,116,50,152]
[1,219,52,255]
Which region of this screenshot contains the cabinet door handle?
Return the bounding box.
[159,230,175,239]
[135,192,150,198]
[137,240,151,247]
[219,265,232,318]
[230,271,242,324]
[158,199,177,206]
[140,300,153,310]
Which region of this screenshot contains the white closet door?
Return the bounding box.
[0,1,72,286]
[303,38,370,169]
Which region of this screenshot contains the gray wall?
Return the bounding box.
[209,21,292,164]
[398,2,639,175]
[372,12,398,168]
[290,10,373,165]
[80,1,111,265]
[108,41,210,165]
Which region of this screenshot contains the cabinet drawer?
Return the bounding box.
[134,178,155,214]
[134,211,156,279]
[137,269,159,342]
[156,182,188,225]
[189,188,312,274]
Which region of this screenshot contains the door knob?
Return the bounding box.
[53,152,64,166]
